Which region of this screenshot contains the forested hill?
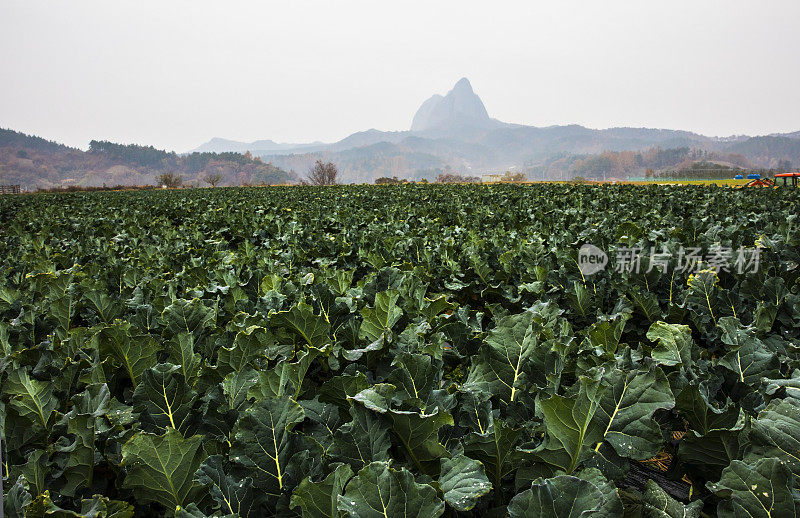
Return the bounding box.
[0,129,295,188]
[0,128,73,153]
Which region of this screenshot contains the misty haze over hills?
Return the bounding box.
[193,78,800,183]
[2,78,800,188]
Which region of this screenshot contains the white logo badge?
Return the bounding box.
[578,244,608,276]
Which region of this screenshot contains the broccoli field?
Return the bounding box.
[1,184,799,517]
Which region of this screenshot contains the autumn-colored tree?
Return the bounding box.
[307,160,339,185]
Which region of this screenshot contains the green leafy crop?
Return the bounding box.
[0,183,799,516]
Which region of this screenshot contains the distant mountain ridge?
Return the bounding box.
[190,77,800,182]
[3,79,799,187]
[193,137,326,154]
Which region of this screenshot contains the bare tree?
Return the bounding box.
[306,160,339,185]
[501,171,526,183]
[435,173,480,183]
[156,172,183,188]
[203,172,224,187]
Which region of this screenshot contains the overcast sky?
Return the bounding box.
[1,1,799,152]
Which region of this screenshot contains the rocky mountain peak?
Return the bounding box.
[410,78,492,132]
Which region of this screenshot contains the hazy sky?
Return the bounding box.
[2,1,799,152]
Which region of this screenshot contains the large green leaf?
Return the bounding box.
[4,367,57,428]
[646,321,694,370]
[594,367,674,460]
[388,407,453,470]
[52,384,110,496]
[231,395,306,498]
[166,332,201,383]
[84,289,123,324]
[534,374,602,474]
[221,367,259,411]
[565,281,594,319]
[359,289,403,343]
[318,372,371,409]
[50,289,77,343]
[248,348,320,399]
[708,457,797,517]
[629,286,662,323]
[577,467,624,518]
[341,336,385,362]
[456,386,493,435]
[161,298,215,338]
[463,419,523,493]
[9,449,48,497]
[685,270,720,333]
[92,320,157,385]
[337,462,444,518]
[466,304,562,403]
[217,325,284,374]
[195,455,263,517]
[747,398,800,474]
[508,475,605,517]
[300,398,342,451]
[132,363,197,434]
[438,455,492,512]
[291,462,353,518]
[350,383,398,414]
[642,480,702,518]
[716,317,780,386]
[271,302,331,349]
[121,428,207,508]
[5,475,33,516]
[387,353,443,409]
[583,313,629,357]
[674,384,740,435]
[330,404,392,470]
[678,428,743,482]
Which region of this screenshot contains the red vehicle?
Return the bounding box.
[775,172,800,187]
